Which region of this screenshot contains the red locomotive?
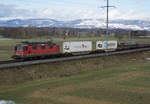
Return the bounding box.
[12,41,60,59]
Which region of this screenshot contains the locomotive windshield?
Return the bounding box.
[15,45,24,51]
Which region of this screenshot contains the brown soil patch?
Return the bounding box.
[74,71,150,94]
[30,85,78,98]
[30,71,147,99]
[112,71,142,82]
[58,96,120,104]
[76,71,142,89]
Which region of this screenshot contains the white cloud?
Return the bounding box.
[31,8,105,20]
[0,4,36,20]
[0,3,149,21]
[109,9,150,20]
[36,8,54,18]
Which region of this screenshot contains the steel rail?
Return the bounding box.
[0,47,150,69]
[0,60,13,64]
[0,60,22,64]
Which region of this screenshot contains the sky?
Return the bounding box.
[0,0,150,21]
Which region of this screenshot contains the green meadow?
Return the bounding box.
[0,51,150,104]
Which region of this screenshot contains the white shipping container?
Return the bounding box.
[63,41,92,53]
[103,41,118,49]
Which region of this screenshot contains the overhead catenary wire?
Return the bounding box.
[100,0,116,40]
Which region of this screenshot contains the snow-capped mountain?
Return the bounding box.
[0,18,150,31]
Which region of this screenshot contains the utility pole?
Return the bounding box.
[100,0,116,69]
[101,0,115,40]
[106,0,109,40]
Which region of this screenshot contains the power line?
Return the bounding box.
[100,0,116,40]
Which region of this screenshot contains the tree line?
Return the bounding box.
[0,26,149,39]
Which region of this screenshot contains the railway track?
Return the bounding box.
[0,47,150,69]
[0,60,14,64]
[0,59,24,65]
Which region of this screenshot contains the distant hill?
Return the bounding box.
[0,18,150,31]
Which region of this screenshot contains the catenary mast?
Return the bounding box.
[101,0,115,40]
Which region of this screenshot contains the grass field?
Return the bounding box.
[0,51,150,104]
[0,36,150,61]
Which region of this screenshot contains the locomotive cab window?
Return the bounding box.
[15,45,24,51]
[41,45,45,50]
[14,46,17,51]
[32,45,37,50]
[49,44,53,49]
[24,46,28,51]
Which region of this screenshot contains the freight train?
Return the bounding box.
[12,40,149,59]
